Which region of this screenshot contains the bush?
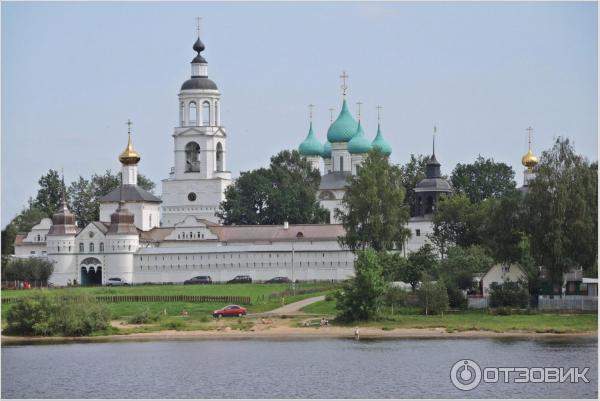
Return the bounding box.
[127,308,161,324]
[1,257,54,282]
[488,280,529,308]
[5,294,110,336]
[417,279,449,315]
[445,282,467,309]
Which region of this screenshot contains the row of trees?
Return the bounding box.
[2,169,155,255]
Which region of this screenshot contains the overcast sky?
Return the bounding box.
[2,1,597,227]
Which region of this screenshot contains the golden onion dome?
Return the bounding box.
[119,133,140,165]
[521,148,538,169]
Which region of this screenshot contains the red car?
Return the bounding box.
[213,305,247,318]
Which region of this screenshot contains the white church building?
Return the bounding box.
[14,29,537,286]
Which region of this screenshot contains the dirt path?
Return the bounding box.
[260,295,326,316]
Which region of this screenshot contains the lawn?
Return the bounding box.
[301,300,598,334]
[1,282,339,332]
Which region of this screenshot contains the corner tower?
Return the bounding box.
[161,27,232,226]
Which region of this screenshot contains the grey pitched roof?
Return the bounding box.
[97,185,161,203]
[319,172,352,190]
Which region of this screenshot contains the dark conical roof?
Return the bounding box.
[107,202,138,235]
[48,200,77,235]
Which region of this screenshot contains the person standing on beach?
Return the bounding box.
[354,327,360,340]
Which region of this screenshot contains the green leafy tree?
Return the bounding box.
[1,257,55,282]
[451,156,516,203]
[337,149,410,251]
[417,276,448,315]
[442,245,493,288]
[488,280,529,308]
[69,177,96,227]
[32,169,67,217]
[398,154,428,211]
[429,194,486,257]
[526,138,598,286]
[335,249,387,322]
[217,150,327,225]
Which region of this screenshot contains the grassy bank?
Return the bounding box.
[301,300,598,334]
[1,283,338,336]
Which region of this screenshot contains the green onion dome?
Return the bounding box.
[298,122,324,156]
[347,121,372,154]
[327,99,359,143]
[322,141,332,159]
[371,123,392,156]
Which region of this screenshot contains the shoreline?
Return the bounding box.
[2,326,597,345]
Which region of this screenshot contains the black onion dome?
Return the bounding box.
[192,54,207,64]
[107,202,138,234]
[181,77,218,90]
[193,37,205,53]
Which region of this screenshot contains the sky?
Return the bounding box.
[2,1,597,227]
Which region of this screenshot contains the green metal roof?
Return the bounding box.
[371,123,392,156]
[326,99,359,143]
[298,122,324,156]
[347,121,372,154]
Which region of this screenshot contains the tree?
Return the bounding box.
[396,244,439,290]
[525,138,598,286]
[217,150,328,225]
[481,190,528,264]
[32,169,67,217]
[335,249,387,322]
[417,276,448,315]
[451,156,516,203]
[442,245,494,288]
[1,257,55,282]
[398,154,428,210]
[428,194,486,257]
[337,149,411,251]
[69,177,96,228]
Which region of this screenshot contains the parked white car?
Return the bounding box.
[106,277,128,286]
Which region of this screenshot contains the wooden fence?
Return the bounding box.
[1,294,251,305]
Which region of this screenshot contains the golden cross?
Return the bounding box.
[376,105,383,123]
[308,104,314,122]
[328,108,335,122]
[356,101,363,120]
[196,17,202,37]
[126,119,133,134]
[340,71,349,97]
[526,126,534,149]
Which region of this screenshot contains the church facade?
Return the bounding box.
[14,30,538,286]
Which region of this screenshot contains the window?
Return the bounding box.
[188,101,197,126]
[79,243,84,253]
[149,215,152,227]
[89,243,94,252]
[202,101,210,126]
[99,242,104,253]
[185,142,201,172]
[30,250,35,255]
[502,265,510,273]
[339,156,344,171]
[415,229,421,237]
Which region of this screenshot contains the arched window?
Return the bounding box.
[99,242,104,253]
[202,101,210,126]
[188,101,197,126]
[79,243,84,253]
[339,156,344,171]
[216,142,224,171]
[89,243,94,252]
[185,142,201,172]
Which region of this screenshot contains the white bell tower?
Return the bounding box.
[161,24,232,226]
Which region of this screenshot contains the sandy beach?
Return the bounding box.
[2,323,596,345]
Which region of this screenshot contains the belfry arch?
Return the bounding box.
[185,142,201,172]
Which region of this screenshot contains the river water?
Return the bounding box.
[1,337,597,399]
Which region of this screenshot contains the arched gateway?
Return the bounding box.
[80,257,102,285]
